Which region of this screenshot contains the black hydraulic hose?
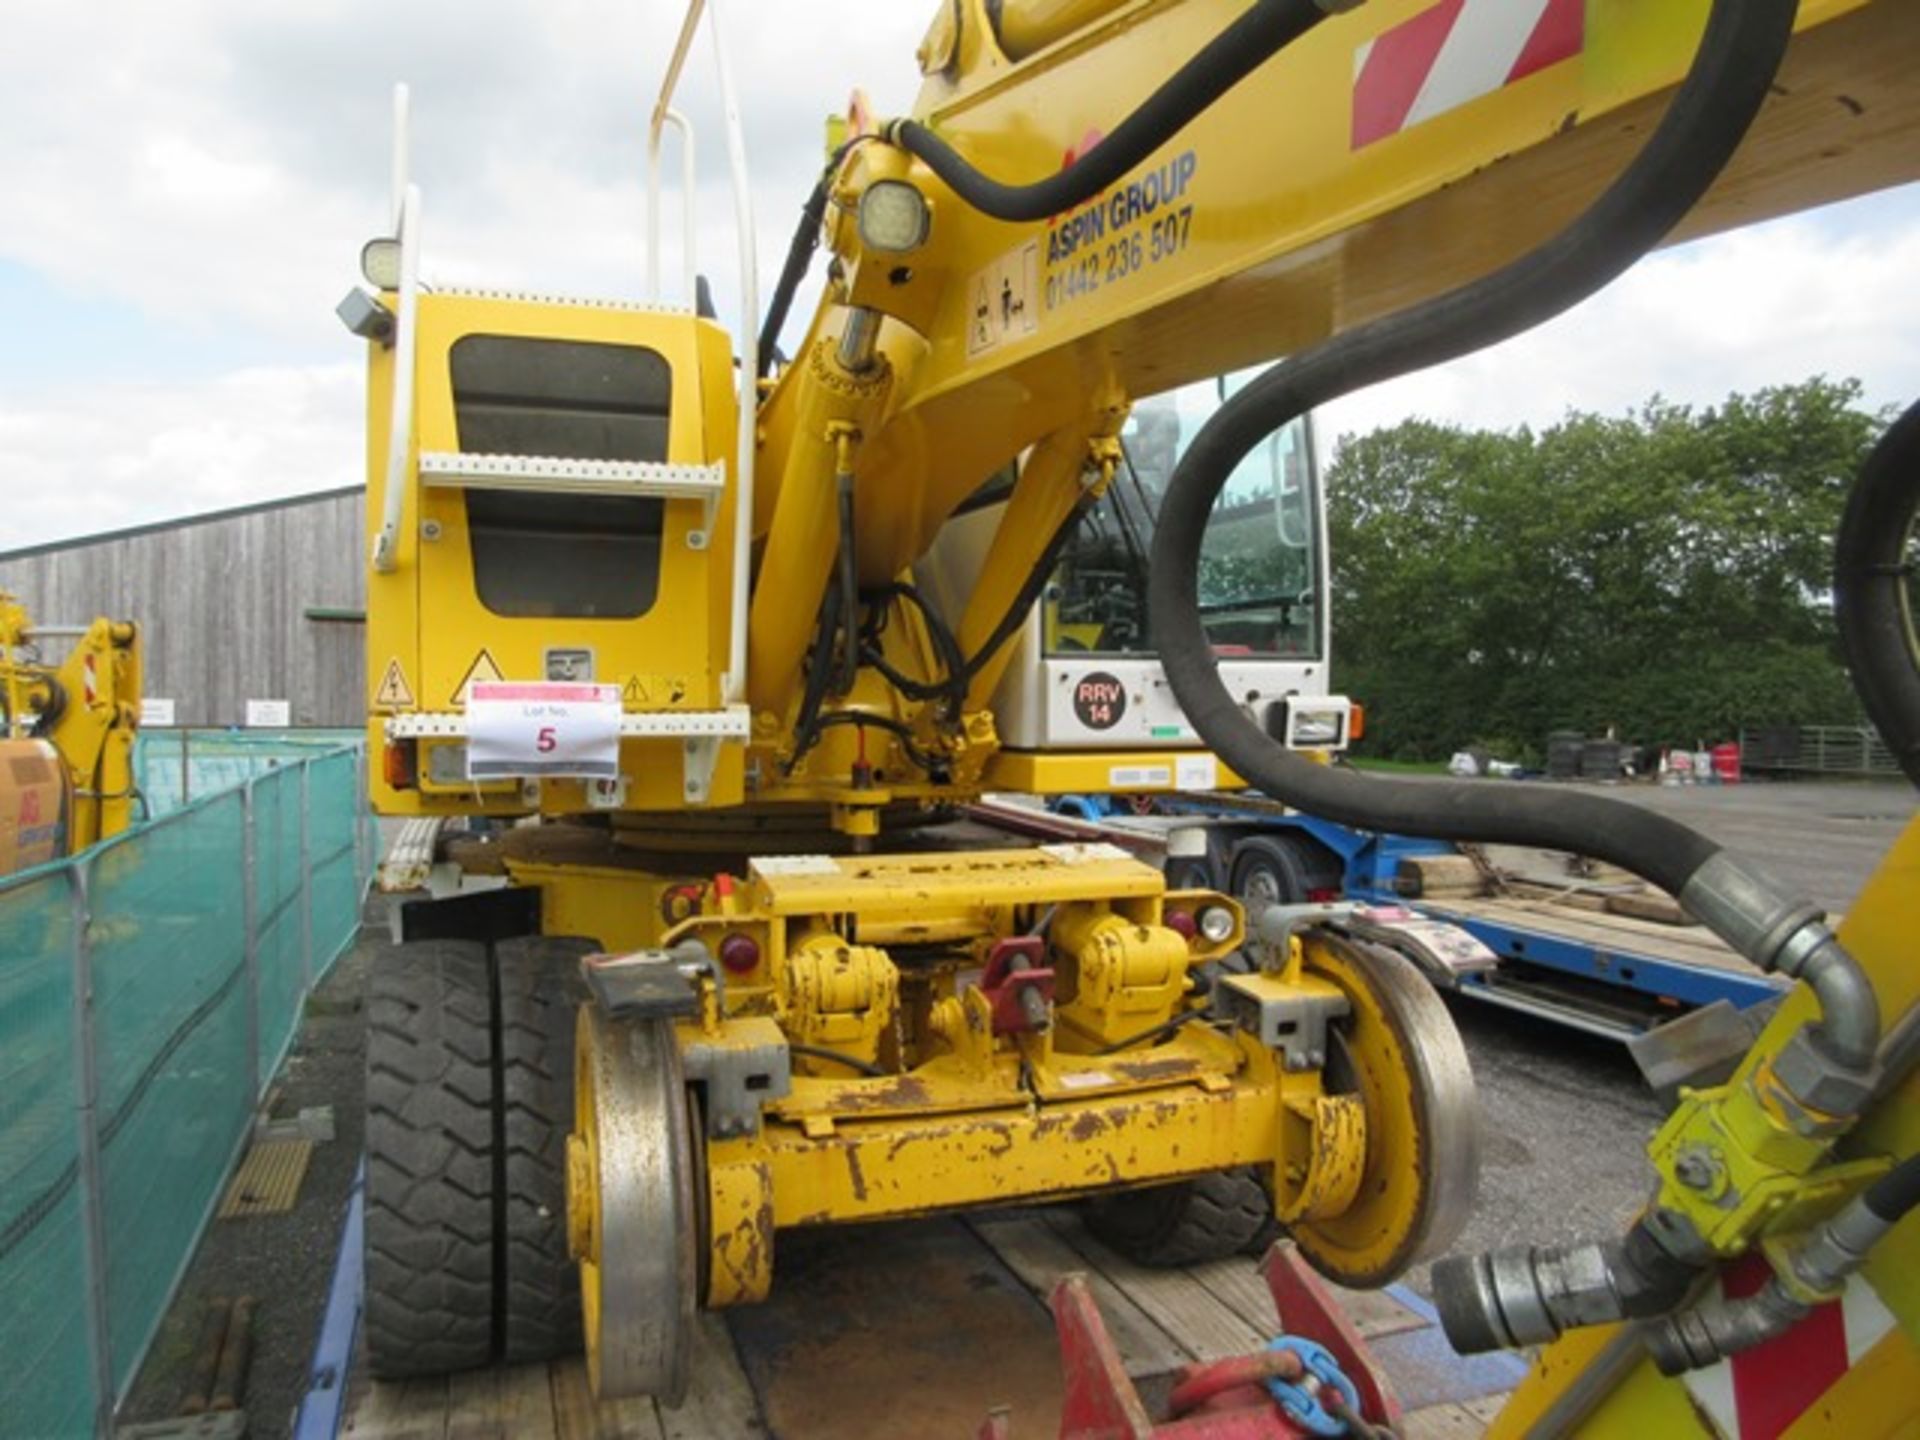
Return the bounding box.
[864,495,1094,709]
[836,468,860,694]
[862,585,971,709]
[889,0,1341,225]
[757,144,852,379]
[1094,1005,1212,1055]
[1833,396,1920,788]
[1863,1151,1920,1224]
[954,493,1097,685]
[786,583,844,773]
[787,1043,886,1078]
[1147,0,1796,909]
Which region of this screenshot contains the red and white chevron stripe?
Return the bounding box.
[1682,1255,1898,1440]
[1352,0,1584,149]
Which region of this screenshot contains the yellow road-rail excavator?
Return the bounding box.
[0,589,141,875]
[340,0,1920,1429]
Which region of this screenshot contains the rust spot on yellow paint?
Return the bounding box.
[1112,1057,1194,1082]
[1070,1111,1108,1143]
[979,1122,1016,1158]
[845,1144,869,1202]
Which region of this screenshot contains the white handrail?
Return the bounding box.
[390,83,410,228]
[645,107,696,304]
[651,0,757,706]
[370,183,422,574]
[651,1,706,139]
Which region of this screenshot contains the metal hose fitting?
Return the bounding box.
[1679,853,1880,1077]
[1433,1220,1696,1353]
[1645,1180,1902,1374]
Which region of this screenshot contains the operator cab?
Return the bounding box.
[922,373,1349,760]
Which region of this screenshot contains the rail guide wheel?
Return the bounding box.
[1289,933,1481,1287]
[569,1007,701,1404]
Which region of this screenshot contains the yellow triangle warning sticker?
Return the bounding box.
[451,649,504,707]
[375,658,415,710]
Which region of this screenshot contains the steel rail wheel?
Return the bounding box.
[1288,934,1480,1287]
[569,1007,699,1404]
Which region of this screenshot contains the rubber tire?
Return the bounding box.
[365,939,497,1377]
[1164,854,1219,891]
[497,935,595,1364]
[1229,834,1313,910]
[1083,1166,1275,1267]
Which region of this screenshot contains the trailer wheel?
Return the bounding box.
[497,935,595,1364]
[1164,853,1219,891]
[364,939,498,1377]
[1230,835,1314,913]
[1082,1167,1274,1267]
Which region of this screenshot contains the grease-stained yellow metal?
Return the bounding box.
[752,1054,1283,1228]
[607,845,1463,1324]
[704,1150,775,1308]
[1277,1093,1368,1226]
[1051,903,1194,1049]
[783,933,900,1074]
[690,1004,1290,1266]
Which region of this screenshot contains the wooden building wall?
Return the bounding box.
[0,488,367,728]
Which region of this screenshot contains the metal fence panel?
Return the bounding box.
[309,751,364,968]
[88,798,257,1392]
[134,730,365,819]
[254,766,307,1070]
[0,733,369,1437]
[0,870,95,1440]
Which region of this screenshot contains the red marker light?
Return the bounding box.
[718,933,761,975]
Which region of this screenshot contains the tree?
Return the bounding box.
[1325,378,1881,761]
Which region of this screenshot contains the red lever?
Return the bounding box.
[980,936,1055,1035]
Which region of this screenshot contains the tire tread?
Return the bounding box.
[364,938,497,1377]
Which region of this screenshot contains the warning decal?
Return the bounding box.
[451,649,505,707]
[375,658,415,710]
[621,674,690,707]
[965,241,1041,357]
[1352,0,1584,149]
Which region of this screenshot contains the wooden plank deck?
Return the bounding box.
[342,1211,1510,1439]
[1426,893,1764,976]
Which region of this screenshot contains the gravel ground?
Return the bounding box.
[1411,997,1667,1298]
[120,781,1915,1432]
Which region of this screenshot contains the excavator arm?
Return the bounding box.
[0,589,142,860]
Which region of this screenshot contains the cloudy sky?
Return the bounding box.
[2,2,1916,553]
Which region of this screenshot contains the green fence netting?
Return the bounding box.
[133,729,364,820]
[0,870,91,1440]
[0,733,372,1438]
